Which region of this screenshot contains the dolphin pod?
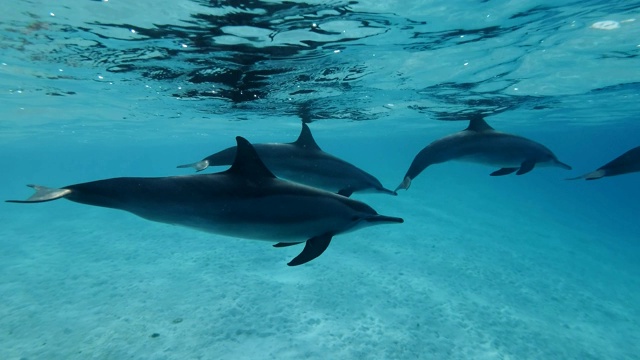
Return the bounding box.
[567,146,640,180]
[178,123,396,197]
[7,137,403,266]
[7,117,637,266]
[395,116,572,191]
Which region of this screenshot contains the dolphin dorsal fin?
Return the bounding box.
[291,123,322,150]
[227,136,276,179]
[465,116,494,132]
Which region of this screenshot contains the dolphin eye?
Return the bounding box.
[351,215,360,221]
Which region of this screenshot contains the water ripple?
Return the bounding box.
[1,0,639,125]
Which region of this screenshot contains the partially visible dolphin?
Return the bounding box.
[7,137,403,266]
[567,145,640,180]
[396,117,572,191]
[178,123,396,197]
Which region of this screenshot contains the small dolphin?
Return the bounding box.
[178,123,396,197]
[396,116,571,191]
[7,137,403,266]
[567,145,640,180]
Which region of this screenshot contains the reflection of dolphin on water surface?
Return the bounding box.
[567,145,640,180]
[396,117,572,191]
[7,137,403,266]
[178,123,396,197]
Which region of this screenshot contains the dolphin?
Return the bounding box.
[7,137,403,266]
[177,123,396,197]
[567,145,640,180]
[396,116,572,191]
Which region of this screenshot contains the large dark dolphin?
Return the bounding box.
[567,145,640,180]
[178,123,396,197]
[396,117,572,191]
[7,137,403,266]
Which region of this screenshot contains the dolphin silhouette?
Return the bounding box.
[7,137,403,266]
[567,145,640,180]
[178,123,396,197]
[396,116,571,191]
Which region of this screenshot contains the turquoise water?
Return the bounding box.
[1,1,640,359]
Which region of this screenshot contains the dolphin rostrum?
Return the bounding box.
[7,137,403,266]
[396,116,572,191]
[178,123,396,197]
[567,145,640,180]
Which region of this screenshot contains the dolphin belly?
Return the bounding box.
[453,135,542,164]
[266,157,382,194]
[126,195,360,242]
[456,152,527,167]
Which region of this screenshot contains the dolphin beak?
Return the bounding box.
[366,215,404,224]
[555,160,572,170]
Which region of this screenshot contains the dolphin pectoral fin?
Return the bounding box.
[6,184,71,203]
[490,168,518,176]
[176,160,209,172]
[394,176,412,192]
[273,242,304,248]
[287,234,333,266]
[516,160,536,175]
[337,188,353,197]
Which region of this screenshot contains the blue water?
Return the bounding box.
[1,1,640,359]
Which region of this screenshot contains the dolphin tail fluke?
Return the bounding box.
[287,234,333,266]
[377,187,399,196]
[394,176,412,192]
[176,159,209,172]
[566,169,605,180]
[6,184,71,203]
[565,174,586,180]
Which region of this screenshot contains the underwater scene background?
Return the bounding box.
[1,0,639,359]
